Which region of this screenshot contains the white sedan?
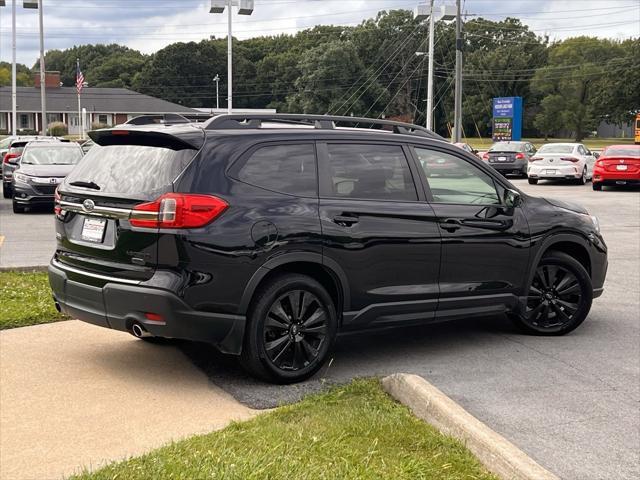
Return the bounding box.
[527,143,596,185]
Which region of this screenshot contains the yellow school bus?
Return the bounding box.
[635,113,640,144]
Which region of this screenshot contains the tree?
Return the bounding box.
[532,37,621,141]
[0,62,34,86]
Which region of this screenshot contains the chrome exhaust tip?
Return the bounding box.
[131,323,152,339]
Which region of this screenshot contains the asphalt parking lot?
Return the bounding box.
[0,179,638,480]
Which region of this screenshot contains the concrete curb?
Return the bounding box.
[382,373,559,480]
[0,265,48,272]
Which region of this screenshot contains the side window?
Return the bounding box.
[578,145,586,156]
[236,144,317,197]
[414,148,500,205]
[324,144,417,201]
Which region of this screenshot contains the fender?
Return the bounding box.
[238,252,350,315]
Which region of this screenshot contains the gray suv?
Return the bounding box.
[12,142,84,213]
[2,136,62,198]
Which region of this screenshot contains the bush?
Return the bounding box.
[17,129,38,135]
[91,122,110,130]
[48,122,68,136]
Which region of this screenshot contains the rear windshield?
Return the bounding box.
[490,142,523,152]
[603,147,640,157]
[21,146,83,165]
[65,144,196,197]
[537,144,574,154]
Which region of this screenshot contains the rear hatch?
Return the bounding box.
[54,127,204,282]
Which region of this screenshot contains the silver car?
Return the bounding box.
[2,136,62,198]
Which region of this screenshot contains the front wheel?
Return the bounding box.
[240,274,337,383]
[2,183,11,199]
[512,251,593,335]
[528,178,538,185]
[12,201,25,214]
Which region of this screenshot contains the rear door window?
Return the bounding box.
[235,143,317,197]
[322,144,417,201]
[65,145,196,199]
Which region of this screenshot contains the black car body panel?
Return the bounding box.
[49,119,607,358]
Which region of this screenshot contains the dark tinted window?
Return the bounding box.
[325,144,417,201]
[415,148,500,205]
[65,145,195,199]
[237,144,317,197]
[603,147,640,157]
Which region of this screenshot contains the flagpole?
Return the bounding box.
[76,58,82,139]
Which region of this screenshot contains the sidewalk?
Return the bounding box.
[0,321,257,480]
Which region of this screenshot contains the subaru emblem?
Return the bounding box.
[82,199,95,212]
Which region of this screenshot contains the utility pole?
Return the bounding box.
[38,0,47,134]
[11,0,17,135]
[425,0,435,131]
[226,0,232,113]
[453,0,462,142]
[214,74,220,110]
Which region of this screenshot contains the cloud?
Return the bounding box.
[0,0,638,65]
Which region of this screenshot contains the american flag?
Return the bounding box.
[76,59,85,95]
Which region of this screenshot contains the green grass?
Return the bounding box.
[466,137,634,150]
[0,271,67,329]
[70,379,497,480]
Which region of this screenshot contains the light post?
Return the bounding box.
[209,0,254,114]
[0,0,18,136]
[24,0,47,135]
[415,1,455,131]
[213,74,220,110]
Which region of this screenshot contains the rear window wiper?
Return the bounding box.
[69,180,101,190]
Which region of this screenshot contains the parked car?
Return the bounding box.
[527,143,596,185]
[592,144,640,190]
[482,141,537,177]
[2,136,62,198]
[80,138,95,154]
[12,142,84,213]
[48,114,607,384]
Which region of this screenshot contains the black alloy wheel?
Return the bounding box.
[241,274,337,383]
[514,251,592,335]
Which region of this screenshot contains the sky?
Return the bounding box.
[0,0,638,66]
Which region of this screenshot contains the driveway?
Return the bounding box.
[0,320,256,480]
[183,180,640,480]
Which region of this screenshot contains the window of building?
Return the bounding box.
[20,114,29,129]
[324,144,417,201]
[236,144,317,197]
[98,114,109,125]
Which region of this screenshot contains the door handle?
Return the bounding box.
[333,214,359,227]
[439,218,462,232]
[461,219,512,231]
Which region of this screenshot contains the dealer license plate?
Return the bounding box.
[498,156,507,162]
[81,218,106,243]
[616,165,628,171]
[545,169,556,175]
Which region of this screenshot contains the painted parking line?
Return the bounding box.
[0,235,4,248]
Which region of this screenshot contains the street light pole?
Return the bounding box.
[453,0,462,143]
[37,0,47,134]
[425,0,435,131]
[227,0,232,114]
[214,74,220,110]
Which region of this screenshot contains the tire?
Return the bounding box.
[576,167,587,185]
[240,274,338,384]
[592,182,602,191]
[2,183,11,199]
[12,201,25,214]
[528,178,538,185]
[512,251,593,336]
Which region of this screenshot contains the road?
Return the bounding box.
[0,179,638,479]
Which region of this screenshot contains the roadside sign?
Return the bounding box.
[492,97,523,141]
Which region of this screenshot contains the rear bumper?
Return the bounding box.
[489,160,527,174]
[527,164,581,179]
[592,169,640,186]
[48,259,246,355]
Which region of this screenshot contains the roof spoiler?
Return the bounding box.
[124,114,191,126]
[88,128,203,151]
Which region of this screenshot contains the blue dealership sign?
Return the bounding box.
[492,97,523,141]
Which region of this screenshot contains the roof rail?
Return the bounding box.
[125,114,191,126]
[204,114,444,140]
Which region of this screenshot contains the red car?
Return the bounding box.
[592,145,640,190]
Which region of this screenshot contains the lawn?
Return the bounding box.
[466,137,634,150]
[0,270,67,329]
[70,379,497,480]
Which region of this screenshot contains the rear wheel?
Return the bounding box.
[240,274,337,383]
[592,182,602,191]
[528,178,538,185]
[12,201,25,214]
[576,167,587,185]
[512,251,592,335]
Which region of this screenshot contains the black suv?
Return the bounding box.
[48,114,607,383]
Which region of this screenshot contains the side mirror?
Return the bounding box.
[504,189,521,208]
[593,152,600,159]
[472,149,478,154]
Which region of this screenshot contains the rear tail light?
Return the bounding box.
[130,193,228,229]
[529,157,542,162]
[595,160,603,168]
[560,157,579,163]
[3,153,19,164]
[515,153,525,160]
[54,187,61,216]
[482,152,489,161]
